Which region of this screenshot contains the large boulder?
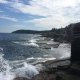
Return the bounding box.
[71,22,80,63]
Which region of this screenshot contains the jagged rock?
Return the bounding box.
[56,72,65,80]
[72,23,80,34]
[13,77,30,80]
[32,71,56,80]
[71,24,80,63]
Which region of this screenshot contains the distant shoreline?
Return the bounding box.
[12,22,73,43]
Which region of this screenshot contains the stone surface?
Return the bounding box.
[14,77,30,80]
[71,24,80,62]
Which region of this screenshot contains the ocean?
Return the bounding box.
[0,33,71,80]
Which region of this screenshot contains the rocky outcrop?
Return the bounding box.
[14,59,80,80]
[32,62,80,80]
[71,23,80,63]
[14,77,29,80]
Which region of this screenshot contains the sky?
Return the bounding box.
[0,0,80,32]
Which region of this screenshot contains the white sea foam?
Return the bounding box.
[0,48,15,80]
[35,64,45,71]
[29,39,37,43]
[26,57,56,65]
[28,42,39,47]
[10,56,56,66]
[13,38,39,47]
[51,43,71,59]
[27,57,34,60]
[0,48,39,80]
[15,62,39,79]
[27,38,39,47]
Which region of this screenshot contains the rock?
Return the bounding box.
[14,77,29,80]
[14,77,30,80]
[32,71,56,80]
[43,58,70,69]
[71,24,80,63]
[72,23,80,34]
[37,42,59,49]
[56,72,65,80]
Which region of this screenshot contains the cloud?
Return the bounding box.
[11,0,80,16]
[9,0,80,28]
[0,15,18,22]
[0,0,8,3]
[10,2,50,16]
[1,0,80,29]
[30,16,80,29]
[28,16,70,29]
[0,0,19,3]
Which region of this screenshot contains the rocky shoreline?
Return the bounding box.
[13,36,71,80]
[13,57,80,80]
[12,22,80,80]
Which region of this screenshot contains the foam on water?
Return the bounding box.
[0,34,71,80]
[51,43,71,59]
[10,56,56,67]
[13,38,39,47]
[26,57,56,65]
[28,42,39,47]
[15,62,39,79]
[0,48,39,80]
[29,39,37,43]
[0,48,15,80]
[28,39,39,47]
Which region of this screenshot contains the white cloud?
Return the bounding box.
[11,2,50,16]
[29,16,80,29]
[0,0,8,3]
[10,0,80,28]
[0,15,18,22]
[0,0,19,3]
[1,0,80,29]
[11,0,80,16]
[28,16,70,29]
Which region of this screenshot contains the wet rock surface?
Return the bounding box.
[14,59,80,80]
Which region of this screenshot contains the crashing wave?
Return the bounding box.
[0,48,15,80]
[14,62,39,79]
[13,38,39,47]
[51,43,71,59]
[0,47,39,80]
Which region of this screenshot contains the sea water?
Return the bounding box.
[0,33,70,80]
